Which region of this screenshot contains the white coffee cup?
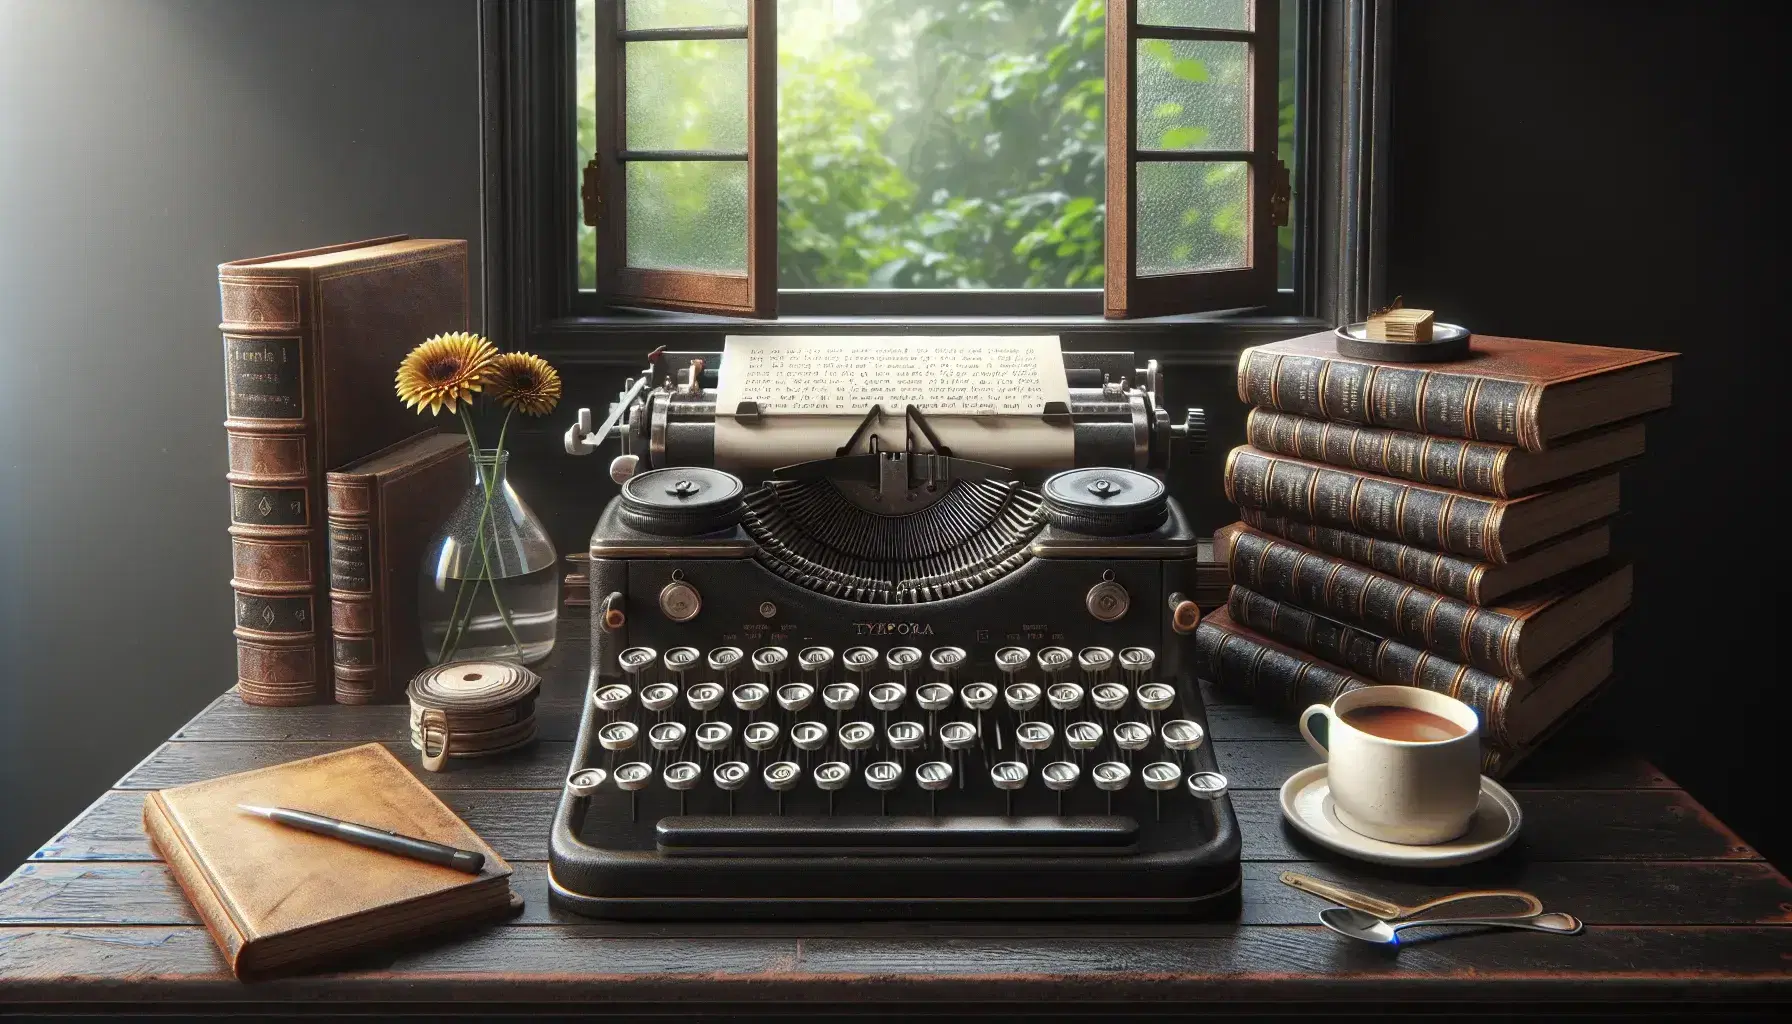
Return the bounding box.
[1299,686,1483,846]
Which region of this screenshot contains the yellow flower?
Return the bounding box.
[486,351,562,417]
[395,333,499,415]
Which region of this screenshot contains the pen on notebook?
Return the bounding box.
[237,804,486,874]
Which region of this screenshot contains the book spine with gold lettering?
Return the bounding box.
[1245,408,1520,497]
[220,273,325,707]
[1238,508,1494,603]
[1224,446,1508,561]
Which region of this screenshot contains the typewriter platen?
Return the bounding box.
[549,337,1239,919]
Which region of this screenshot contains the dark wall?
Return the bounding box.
[0,0,481,868]
[1388,2,1786,865]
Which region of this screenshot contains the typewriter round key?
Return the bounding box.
[1143,762,1181,791]
[648,721,687,752]
[938,721,978,750]
[798,646,836,678]
[1077,647,1116,680]
[1092,682,1130,712]
[685,682,724,713]
[591,683,632,713]
[618,647,659,677]
[663,647,701,677]
[869,682,907,712]
[663,761,701,791]
[916,761,953,791]
[694,721,735,751]
[731,682,769,712]
[1114,721,1152,751]
[814,761,851,791]
[885,647,923,679]
[928,647,967,680]
[1003,682,1042,714]
[791,721,829,751]
[990,761,1028,791]
[959,682,997,711]
[839,721,877,751]
[1162,719,1206,751]
[1186,771,1229,800]
[743,721,781,752]
[566,767,607,797]
[1036,647,1074,677]
[916,682,953,712]
[707,646,745,678]
[1137,683,1176,713]
[1119,646,1157,678]
[822,682,860,711]
[1047,682,1085,712]
[641,683,679,713]
[1042,761,1081,791]
[713,761,750,791]
[994,646,1031,676]
[886,721,926,751]
[598,721,640,751]
[764,761,801,791]
[1065,721,1103,750]
[1093,761,1132,791]
[842,647,879,676]
[614,762,653,791]
[865,761,903,792]
[777,683,815,713]
[1016,720,1055,750]
[752,647,789,679]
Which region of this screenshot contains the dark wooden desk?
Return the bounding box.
[3,638,1788,1017]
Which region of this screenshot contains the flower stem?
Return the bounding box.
[450,406,525,662]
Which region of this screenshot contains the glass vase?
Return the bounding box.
[418,449,558,665]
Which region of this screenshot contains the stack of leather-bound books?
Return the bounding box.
[1194,330,1677,777]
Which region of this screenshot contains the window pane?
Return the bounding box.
[1136,39,1247,152]
[1136,0,1248,30]
[1136,160,1247,275]
[577,0,597,290]
[777,0,1106,289]
[625,0,748,30]
[626,161,749,272]
[626,39,748,152]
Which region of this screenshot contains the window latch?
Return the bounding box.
[581,157,601,228]
[1269,159,1292,229]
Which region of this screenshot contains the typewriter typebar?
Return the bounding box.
[550,339,1236,919]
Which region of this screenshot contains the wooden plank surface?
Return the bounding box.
[3,634,1789,1008]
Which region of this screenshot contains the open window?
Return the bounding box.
[1105,0,1282,318]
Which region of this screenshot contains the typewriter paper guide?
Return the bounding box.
[714,335,1075,469]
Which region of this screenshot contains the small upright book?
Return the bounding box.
[327,432,469,704]
[142,743,515,978]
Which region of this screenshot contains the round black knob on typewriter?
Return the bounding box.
[618,466,745,536]
[1041,468,1169,536]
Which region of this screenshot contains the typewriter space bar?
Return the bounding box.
[656,815,1139,856]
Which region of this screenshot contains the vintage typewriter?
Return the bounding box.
[549,336,1239,919]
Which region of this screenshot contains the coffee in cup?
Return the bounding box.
[1299,686,1482,846]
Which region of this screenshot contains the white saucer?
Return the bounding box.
[1278,764,1523,867]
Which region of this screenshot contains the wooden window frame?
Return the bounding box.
[480,0,1388,356]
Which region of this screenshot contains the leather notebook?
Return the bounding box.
[142,743,515,978]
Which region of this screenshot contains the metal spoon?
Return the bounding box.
[1320,906,1584,945]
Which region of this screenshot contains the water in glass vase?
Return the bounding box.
[418,449,559,665]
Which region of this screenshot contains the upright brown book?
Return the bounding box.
[1224,446,1620,563]
[327,432,469,704]
[1236,331,1676,451]
[141,743,515,978]
[1217,522,1632,680]
[221,236,468,706]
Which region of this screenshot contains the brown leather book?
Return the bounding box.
[141,743,514,978]
[327,432,469,704]
[1226,584,1614,706]
[1239,509,1610,606]
[1245,409,1646,498]
[1216,522,1631,681]
[1194,606,1612,763]
[221,237,468,706]
[1224,446,1619,563]
[1236,331,1676,451]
